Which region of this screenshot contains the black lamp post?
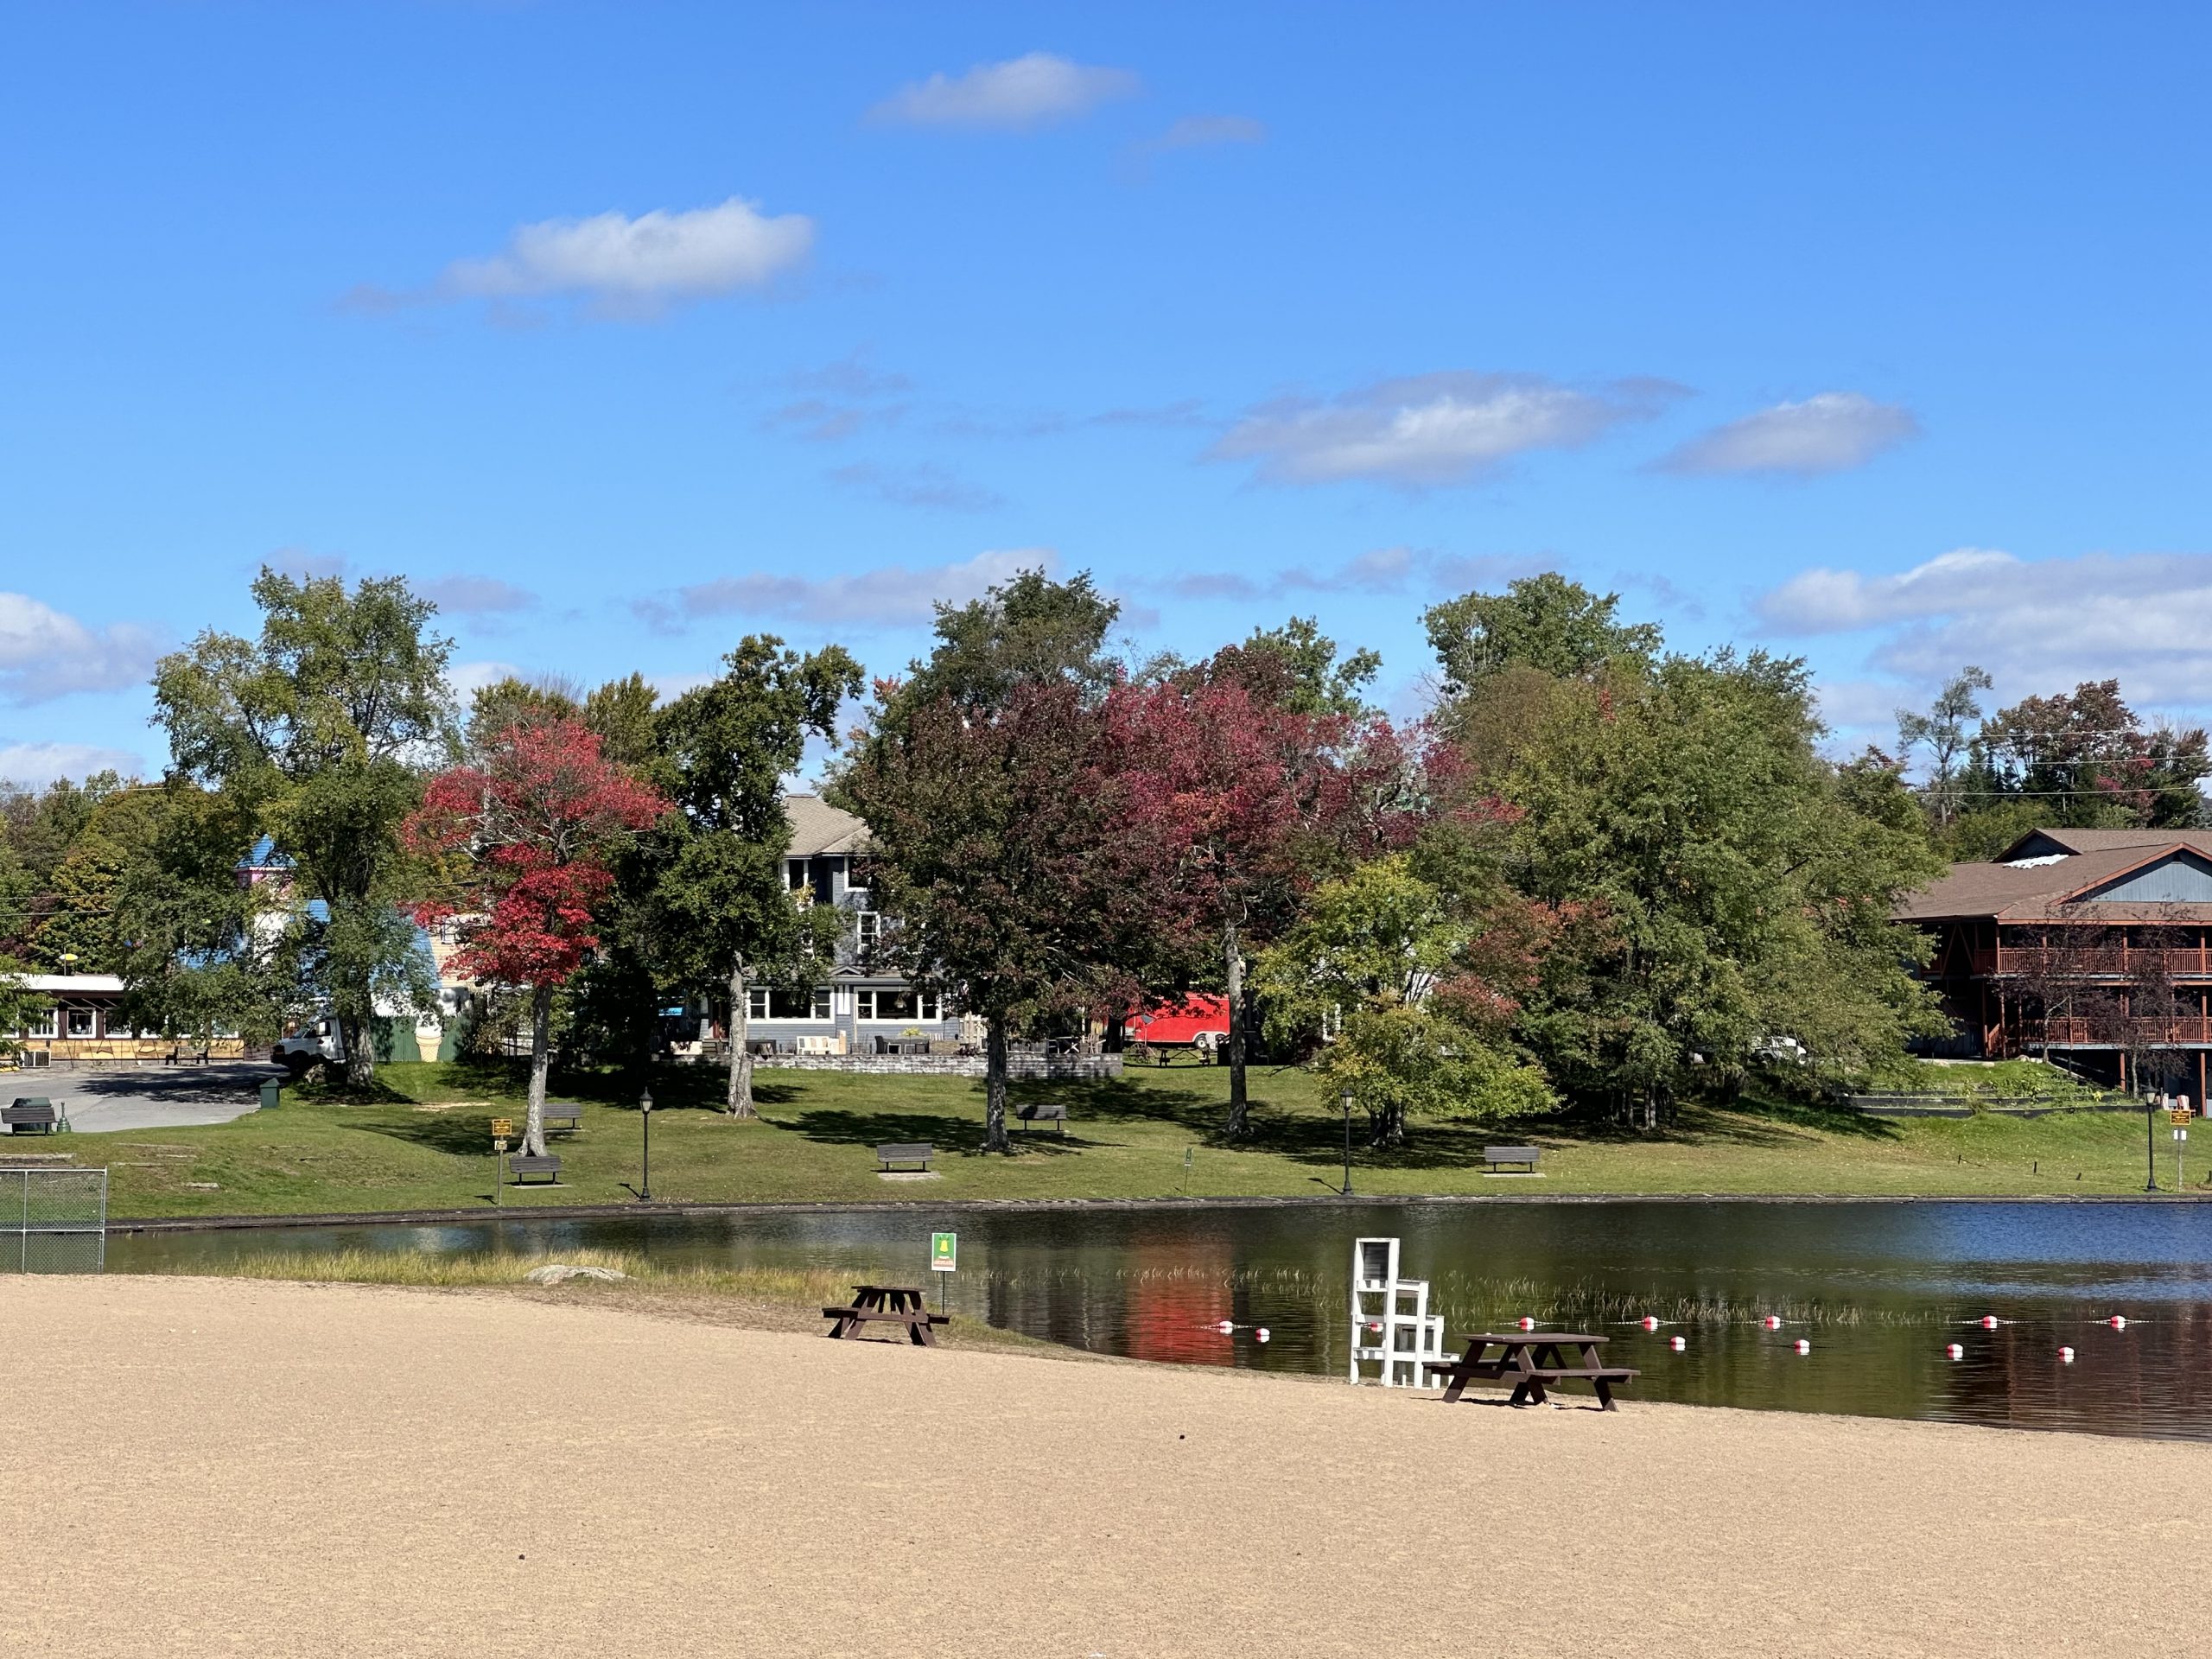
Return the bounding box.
[1340,1088,1355,1198]
[639,1087,654,1202]
[2145,1090,2160,1193]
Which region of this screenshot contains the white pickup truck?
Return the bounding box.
[271,1017,343,1077]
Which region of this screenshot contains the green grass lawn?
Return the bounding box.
[22,1056,2211,1220]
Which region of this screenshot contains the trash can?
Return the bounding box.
[258,1078,282,1111]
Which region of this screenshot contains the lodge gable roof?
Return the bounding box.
[1897,828,2212,925]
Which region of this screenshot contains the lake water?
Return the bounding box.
[105,1198,2212,1441]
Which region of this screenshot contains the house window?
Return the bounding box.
[847,857,874,893]
[856,988,938,1021]
[102,1012,137,1039]
[747,987,832,1020]
[18,1007,54,1039]
[856,911,882,950]
[786,859,811,892]
[65,1008,96,1039]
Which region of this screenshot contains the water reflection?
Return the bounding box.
[107,1199,2212,1441]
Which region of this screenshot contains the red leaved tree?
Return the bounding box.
[406,717,668,1155]
[1105,654,1419,1136]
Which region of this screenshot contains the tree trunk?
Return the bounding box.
[1222,922,1250,1137]
[983,1015,1010,1154]
[339,1011,375,1090]
[523,981,552,1157]
[725,958,754,1118]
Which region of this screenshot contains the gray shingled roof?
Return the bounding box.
[1897,834,2212,924]
[785,793,868,856]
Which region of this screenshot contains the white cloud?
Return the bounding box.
[1758,548,2212,711]
[869,53,1139,129]
[647,549,1059,631]
[438,197,813,307]
[0,594,161,703]
[446,660,523,700]
[1164,546,1417,601]
[828,462,1004,513]
[421,575,538,615]
[1662,391,1918,476]
[0,741,144,787]
[1154,114,1267,149]
[1211,372,1680,487]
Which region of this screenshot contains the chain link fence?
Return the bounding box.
[3,1166,108,1272]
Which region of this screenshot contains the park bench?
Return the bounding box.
[165,1042,213,1065]
[541,1103,584,1135]
[3,1099,66,1135]
[1015,1101,1068,1135]
[1483,1145,1542,1173]
[507,1154,563,1185]
[875,1142,934,1173]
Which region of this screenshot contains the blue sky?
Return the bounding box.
[6,3,2211,784]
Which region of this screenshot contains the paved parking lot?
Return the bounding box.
[2,1062,282,1133]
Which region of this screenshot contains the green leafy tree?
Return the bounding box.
[652,636,861,1116]
[832,569,1159,1152]
[1423,572,1661,704]
[1950,678,2208,842]
[1895,665,1993,830]
[0,954,45,1058]
[1256,854,1552,1146]
[1480,648,1946,1109]
[26,784,163,971]
[152,569,457,1086]
[114,784,296,1051]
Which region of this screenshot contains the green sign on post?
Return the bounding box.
[931,1231,957,1272]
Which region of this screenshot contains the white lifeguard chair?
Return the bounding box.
[1349,1236,1447,1387]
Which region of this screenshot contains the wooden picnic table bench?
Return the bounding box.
[823,1283,950,1345]
[876,1142,934,1172]
[506,1154,563,1185]
[1483,1145,1542,1172]
[1425,1332,1637,1410]
[541,1103,584,1135]
[2,1098,66,1135]
[1014,1101,1068,1134]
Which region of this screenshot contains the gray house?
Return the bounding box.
[742,795,963,1055]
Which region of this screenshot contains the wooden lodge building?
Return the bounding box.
[1899,827,2212,1096]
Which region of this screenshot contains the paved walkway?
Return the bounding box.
[3,1063,279,1134]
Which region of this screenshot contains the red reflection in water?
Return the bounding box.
[1122,1242,1236,1367]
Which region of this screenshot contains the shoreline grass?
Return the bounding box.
[139,1244,1069,1355]
[18,1057,2212,1221]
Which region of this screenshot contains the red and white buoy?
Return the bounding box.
[1947,1344,1964,1360]
[1763,1315,1783,1331]
[2059,1346,2075,1363]
[1980,1315,1999,1331]
[1794,1339,1811,1356]
[1255,1327,1270,1344]
[1367,1320,1383,1334]
[1669,1335,1687,1352]
[2108,1315,2128,1331]
[1217,1320,1235,1334]
[1640,1316,1660,1332]
[1517,1316,1535,1332]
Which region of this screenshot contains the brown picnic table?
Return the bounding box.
[1424,1332,1637,1410]
[822,1283,950,1346]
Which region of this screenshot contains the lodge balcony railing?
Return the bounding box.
[1969,947,2212,979]
[2017,1016,2212,1047]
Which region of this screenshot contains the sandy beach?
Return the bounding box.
[3,1275,2205,1658]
